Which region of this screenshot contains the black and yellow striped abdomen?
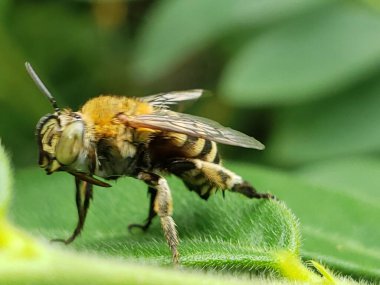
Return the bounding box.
[150,132,220,164]
[150,132,223,200]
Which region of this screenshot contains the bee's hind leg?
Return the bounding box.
[136,172,179,264]
[51,178,93,244]
[128,187,157,232]
[169,158,275,200]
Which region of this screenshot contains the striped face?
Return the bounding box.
[36,114,62,174]
[36,112,86,175]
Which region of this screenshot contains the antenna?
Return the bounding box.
[25,62,60,112]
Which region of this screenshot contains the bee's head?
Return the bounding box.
[25,62,86,174]
[26,62,111,187]
[36,111,85,174]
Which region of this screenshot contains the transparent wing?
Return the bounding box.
[122,110,265,149]
[141,89,204,108]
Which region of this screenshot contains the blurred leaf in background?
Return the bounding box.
[131,0,380,166]
[2,0,380,167]
[1,0,135,165]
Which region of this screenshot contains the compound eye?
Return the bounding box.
[55,120,84,165]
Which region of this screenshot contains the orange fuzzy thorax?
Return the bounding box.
[80,95,154,139]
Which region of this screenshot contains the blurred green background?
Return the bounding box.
[1,0,380,169]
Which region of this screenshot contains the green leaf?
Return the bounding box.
[0,140,11,216]
[2,135,370,282]
[12,168,304,276]
[0,142,45,261]
[0,142,324,285]
[133,0,327,82]
[294,157,380,280]
[266,81,380,165]
[2,147,373,283]
[238,164,380,281]
[296,156,380,204]
[220,2,380,106]
[9,162,378,282]
[0,251,301,285]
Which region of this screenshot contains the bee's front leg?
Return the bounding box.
[51,177,93,244]
[128,187,157,232]
[136,172,179,264]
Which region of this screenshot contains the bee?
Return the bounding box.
[26,62,274,264]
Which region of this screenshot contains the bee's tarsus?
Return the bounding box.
[232,181,275,200]
[50,238,65,243]
[128,223,149,233]
[128,224,143,233]
[50,237,75,245]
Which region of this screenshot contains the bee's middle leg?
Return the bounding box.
[128,187,157,232]
[137,172,179,264]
